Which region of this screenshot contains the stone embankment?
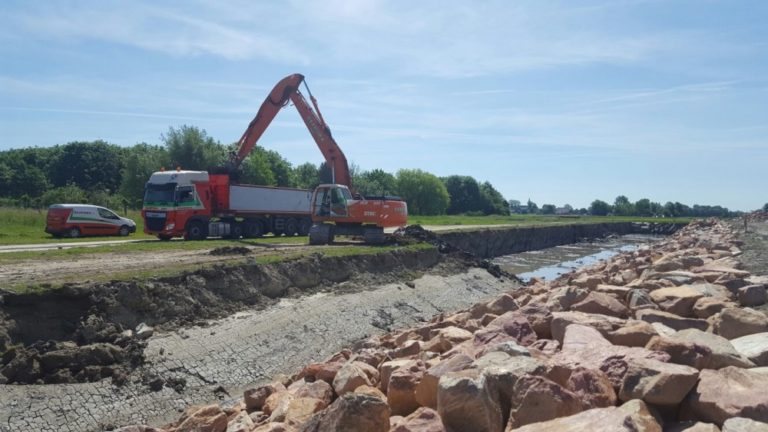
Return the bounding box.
[118,219,768,432]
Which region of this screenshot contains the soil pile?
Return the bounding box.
[121,219,768,431]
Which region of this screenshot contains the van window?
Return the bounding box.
[98,208,119,219]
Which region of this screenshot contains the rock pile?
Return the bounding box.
[120,219,768,431]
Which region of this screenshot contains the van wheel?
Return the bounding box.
[185,221,207,241]
[68,227,81,238]
[119,225,130,236]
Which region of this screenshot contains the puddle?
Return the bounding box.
[493,234,661,282]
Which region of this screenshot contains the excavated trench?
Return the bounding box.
[0,221,685,431]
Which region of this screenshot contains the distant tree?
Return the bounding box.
[634,198,653,217]
[613,195,634,216]
[541,204,556,214]
[318,162,334,184]
[293,162,320,190]
[763,203,768,212]
[590,199,611,216]
[396,169,450,215]
[527,199,539,214]
[8,163,49,198]
[442,175,483,214]
[40,184,88,206]
[508,199,521,213]
[49,141,124,193]
[356,169,398,197]
[563,204,574,213]
[120,143,169,203]
[263,149,295,186]
[163,125,225,171]
[479,181,509,215]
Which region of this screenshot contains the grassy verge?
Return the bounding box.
[7,243,437,293]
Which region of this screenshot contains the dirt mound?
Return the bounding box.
[209,246,252,256]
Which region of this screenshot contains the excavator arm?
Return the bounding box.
[229,73,352,191]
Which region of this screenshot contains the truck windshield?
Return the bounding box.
[144,183,177,206]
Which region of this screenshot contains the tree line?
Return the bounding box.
[0,125,509,216]
[586,195,739,218]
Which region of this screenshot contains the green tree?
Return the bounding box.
[41,184,88,206]
[49,141,124,193]
[240,149,277,185]
[527,199,539,214]
[442,175,483,214]
[634,198,653,217]
[541,204,556,214]
[508,199,521,213]
[479,181,509,215]
[9,163,48,198]
[263,149,295,186]
[163,125,225,171]
[293,162,320,190]
[590,199,611,216]
[613,195,634,216]
[763,203,768,212]
[355,169,397,197]
[120,143,169,203]
[396,169,450,215]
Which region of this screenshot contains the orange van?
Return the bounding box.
[45,204,137,238]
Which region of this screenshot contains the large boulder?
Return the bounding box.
[682,366,768,426]
[645,335,713,370]
[562,367,617,409]
[722,417,768,432]
[670,329,756,369]
[473,311,537,348]
[176,404,228,432]
[550,311,625,343]
[635,309,709,332]
[437,369,504,432]
[693,297,733,319]
[714,308,768,339]
[738,285,767,307]
[608,321,658,347]
[519,303,553,339]
[511,399,661,432]
[388,360,427,416]
[289,380,334,408]
[390,407,445,432]
[423,326,473,354]
[570,292,629,318]
[731,332,768,366]
[617,358,699,406]
[506,375,584,429]
[649,286,705,317]
[244,383,287,412]
[332,361,377,396]
[414,354,474,409]
[300,393,390,432]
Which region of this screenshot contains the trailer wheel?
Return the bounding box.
[284,218,298,236]
[68,227,81,238]
[244,220,263,238]
[185,220,207,241]
[298,218,312,236]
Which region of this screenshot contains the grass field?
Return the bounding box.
[0,207,691,247]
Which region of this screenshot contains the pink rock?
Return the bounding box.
[570,292,629,318]
[635,309,709,332]
[332,361,376,396]
[731,332,768,366]
[506,375,584,429]
[617,358,699,406]
[388,360,427,416]
[485,293,520,315]
[693,297,733,319]
[414,354,474,409]
[244,383,287,412]
[510,399,661,432]
[550,311,626,343]
[437,369,504,432]
[564,367,617,409]
[713,308,768,340]
[390,407,446,432]
[423,326,473,354]
[649,286,705,317]
[288,379,334,407]
[474,311,537,348]
[519,304,553,339]
[301,393,390,432]
[645,335,712,370]
[682,366,768,426]
[608,321,658,347]
[176,404,228,432]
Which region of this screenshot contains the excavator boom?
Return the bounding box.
[230,73,352,191]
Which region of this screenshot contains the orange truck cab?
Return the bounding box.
[45,204,137,238]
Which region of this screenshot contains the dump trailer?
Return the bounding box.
[142,170,312,240]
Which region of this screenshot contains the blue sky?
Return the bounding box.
[1,0,766,210]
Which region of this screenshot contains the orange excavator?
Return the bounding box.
[228,73,407,244]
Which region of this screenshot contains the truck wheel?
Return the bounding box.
[309,224,334,245]
[185,221,207,241]
[284,218,298,236]
[298,218,312,236]
[230,222,244,239]
[119,225,130,236]
[68,227,81,238]
[244,220,263,238]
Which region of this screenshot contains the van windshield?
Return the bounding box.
[144,183,176,206]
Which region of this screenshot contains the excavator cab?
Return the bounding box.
[313,185,351,218]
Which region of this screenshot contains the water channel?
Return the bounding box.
[493,234,662,282]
